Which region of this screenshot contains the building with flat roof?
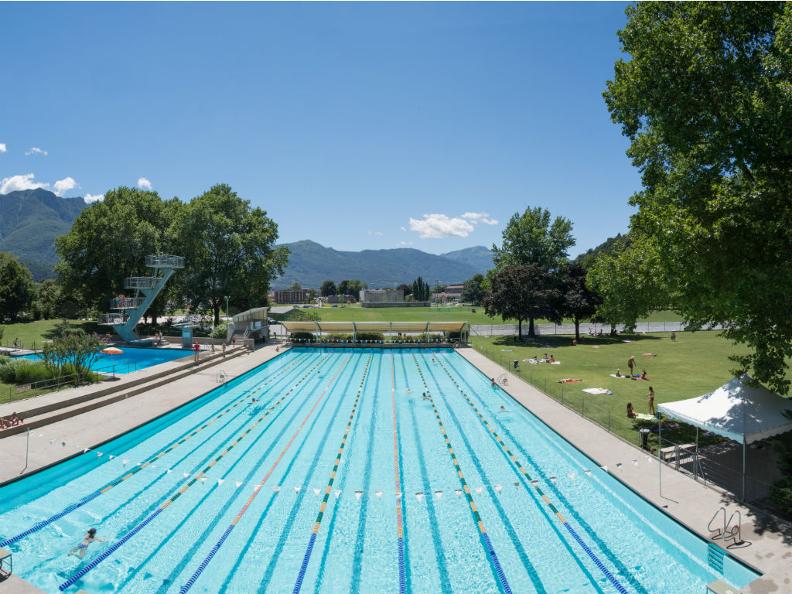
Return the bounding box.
[272,288,312,304]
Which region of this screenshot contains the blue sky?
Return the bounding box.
[0,2,638,256]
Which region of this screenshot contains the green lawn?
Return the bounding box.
[471,331,754,447]
[278,305,682,325]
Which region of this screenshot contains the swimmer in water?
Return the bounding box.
[69,528,105,559]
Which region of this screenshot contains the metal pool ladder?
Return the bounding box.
[708,507,742,546]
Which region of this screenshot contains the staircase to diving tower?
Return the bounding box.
[99,254,185,343]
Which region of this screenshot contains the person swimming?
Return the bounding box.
[69,528,105,559]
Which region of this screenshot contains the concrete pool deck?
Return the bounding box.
[0,344,285,486]
[459,347,792,594]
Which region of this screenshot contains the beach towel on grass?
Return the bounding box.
[582,388,613,395]
[609,374,631,379]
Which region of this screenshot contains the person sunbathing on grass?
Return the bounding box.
[615,368,622,377]
[641,370,649,380]
[548,354,556,363]
[627,402,636,419]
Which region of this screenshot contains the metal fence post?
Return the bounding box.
[582,395,585,416]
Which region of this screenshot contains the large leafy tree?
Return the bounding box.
[461,273,487,305]
[56,187,178,315]
[587,237,668,334]
[484,265,562,339]
[174,184,287,324]
[561,263,601,341]
[320,280,337,297]
[412,277,431,302]
[492,207,574,271]
[604,2,792,391]
[0,253,34,320]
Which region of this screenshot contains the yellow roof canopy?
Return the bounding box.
[282,321,468,334]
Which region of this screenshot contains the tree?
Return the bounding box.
[56,187,178,316]
[0,253,34,320]
[320,280,337,297]
[288,281,302,291]
[484,265,562,339]
[338,280,366,300]
[33,279,63,320]
[412,277,431,302]
[561,263,600,341]
[587,237,668,334]
[41,327,100,383]
[461,274,486,305]
[604,2,792,391]
[397,283,412,298]
[493,207,574,271]
[174,184,288,325]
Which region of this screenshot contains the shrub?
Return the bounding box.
[0,359,55,384]
[355,332,383,342]
[210,323,228,340]
[292,332,315,341]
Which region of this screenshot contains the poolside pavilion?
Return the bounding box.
[281,320,470,344]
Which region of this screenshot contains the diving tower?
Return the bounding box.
[99,254,185,343]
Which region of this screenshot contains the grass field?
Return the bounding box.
[277,304,683,325]
[471,331,756,447]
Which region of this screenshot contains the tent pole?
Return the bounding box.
[658,419,662,497]
[695,426,699,482]
[742,440,746,502]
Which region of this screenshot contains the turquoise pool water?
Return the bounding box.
[17,346,192,375]
[0,348,759,593]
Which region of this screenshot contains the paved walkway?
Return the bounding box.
[459,347,792,594]
[0,345,284,485]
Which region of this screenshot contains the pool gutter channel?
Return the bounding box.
[0,347,247,441]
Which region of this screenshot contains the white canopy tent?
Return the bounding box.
[658,375,792,500]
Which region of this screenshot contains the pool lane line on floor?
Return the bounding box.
[257,356,373,592]
[348,354,383,593]
[310,355,372,594]
[390,353,408,594]
[439,353,649,594]
[22,353,329,584]
[431,354,631,594]
[175,354,357,594]
[115,354,363,594]
[215,353,369,594]
[56,354,345,593]
[0,351,317,550]
[410,353,513,594]
[291,355,376,594]
[417,354,549,594]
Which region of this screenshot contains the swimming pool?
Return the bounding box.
[17,346,192,375]
[0,348,759,593]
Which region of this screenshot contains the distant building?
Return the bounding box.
[432,283,465,304]
[359,288,426,307]
[272,288,312,304]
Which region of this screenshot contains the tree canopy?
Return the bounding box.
[605,2,792,391]
[461,273,486,305]
[492,207,574,271]
[0,252,34,321]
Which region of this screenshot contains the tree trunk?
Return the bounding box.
[214,304,221,326]
[528,317,536,338]
[574,316,580,341]
[517,319,523,340]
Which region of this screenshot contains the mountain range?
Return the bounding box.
[0,189,494,286]
[0,189,87,279]
[273,240,493,289]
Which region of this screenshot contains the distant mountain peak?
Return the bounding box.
[274,240,493,288]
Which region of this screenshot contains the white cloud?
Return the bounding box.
[84,193,104,204]
[408,213,476,239]
[367,230,383,237]
[137,177,152,190]
[0,173,49,194]
[400,226,407,232]
[25,147,48,156]
[53,176,78,197]
[461,211,498,225]
[0,143,6,153]
[399,241,414,247]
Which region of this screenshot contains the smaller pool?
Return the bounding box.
[16,346,192,375]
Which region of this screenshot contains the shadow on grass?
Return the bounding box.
[488,333,661,349]
[40,320,99,341]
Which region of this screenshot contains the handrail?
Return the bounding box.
[708,507,726,539]
[724,510,742,546]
